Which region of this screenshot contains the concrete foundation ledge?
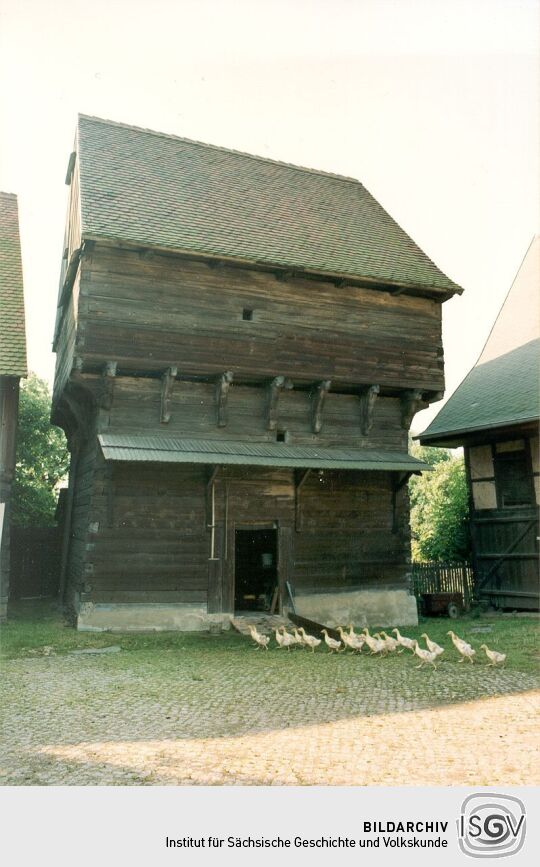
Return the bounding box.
[292,588,418,628]
[77,602,232,633]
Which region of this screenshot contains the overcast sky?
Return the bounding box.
[1,0,538,432]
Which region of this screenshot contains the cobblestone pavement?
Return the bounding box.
[2,648,539,786]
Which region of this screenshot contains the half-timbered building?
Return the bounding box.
[53,115,462,631]
[420,236,539,609]
[0,192,28,622]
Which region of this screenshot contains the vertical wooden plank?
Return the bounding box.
[278,525,293,613]
[221,524,236,614]
[58,443,79,602]
[207,525,223,613]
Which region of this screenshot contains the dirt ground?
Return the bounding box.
[2,637,539,785]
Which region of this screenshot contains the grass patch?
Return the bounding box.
[1,599,538,675]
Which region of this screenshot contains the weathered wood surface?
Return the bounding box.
[464,432,539,609]
[72,457,410,606]
[83,374,409,451]
[59,246,444,393]
[52,235,445,613]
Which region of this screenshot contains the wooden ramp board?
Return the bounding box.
[288,612,341,642]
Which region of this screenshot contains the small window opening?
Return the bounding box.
[277,430,287,443]
[242,308,253,321]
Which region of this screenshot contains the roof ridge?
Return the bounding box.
[77,113,364,186]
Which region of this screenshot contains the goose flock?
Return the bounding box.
[246,623,506,669]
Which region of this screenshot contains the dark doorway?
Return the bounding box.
[234,529,278,612]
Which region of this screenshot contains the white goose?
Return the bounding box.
[412,640,439,669]
[447,630,475,663]
[298,627,321,653]
[391,627,416,653]
[321,629,342,653]
[379,631,399,652]
[421,632,444,658]
[337,626,362,652]
[248,624,269,650]
[480,644,506,667]
[362,628,386,656]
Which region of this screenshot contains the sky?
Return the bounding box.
[1,0,538,433]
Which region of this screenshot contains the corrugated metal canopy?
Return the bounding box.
[98,434,430,472]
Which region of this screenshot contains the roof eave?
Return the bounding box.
[81,232,463,300]
[417,414,540,446]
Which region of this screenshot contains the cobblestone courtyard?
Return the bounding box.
[2,620,539,786]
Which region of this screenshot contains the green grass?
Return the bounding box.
[1,599,538,675]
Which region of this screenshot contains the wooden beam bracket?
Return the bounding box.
[400,389,425,430]
[215,370,234,427]
[160,366,178,424]
[423,390,444,405]
[359,384,380,435]
[266,375,293,430]
[96,361,117,414]
[393,470,417,494]
[310,380,332,433]
[275,269,293,282]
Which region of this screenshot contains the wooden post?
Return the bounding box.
[58,441,79,604]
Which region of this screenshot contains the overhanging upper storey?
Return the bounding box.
[73,114,462,300]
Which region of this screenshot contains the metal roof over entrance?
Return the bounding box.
[98,434,430,472]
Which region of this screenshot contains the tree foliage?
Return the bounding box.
[12,374,69,527]
[409,443,470,562]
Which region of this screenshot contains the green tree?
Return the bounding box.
[12,374,69,527]
[409,443,470,562]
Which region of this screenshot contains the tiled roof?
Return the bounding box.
[99,434,430,471]
[76,115,462,295]
[420,236,540,444]
[0,192,27,376]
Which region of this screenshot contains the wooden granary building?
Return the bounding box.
[0,192,27,622]
[52,115,462,631]
[420,236,539,610]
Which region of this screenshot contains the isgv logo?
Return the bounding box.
[458,793,526,858]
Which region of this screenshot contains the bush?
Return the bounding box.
[409,443,470,562]
[12,374,69,527]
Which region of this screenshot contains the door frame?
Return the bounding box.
[226,520,285,614]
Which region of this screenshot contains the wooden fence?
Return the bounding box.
[411,561,474,608]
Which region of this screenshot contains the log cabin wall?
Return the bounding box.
[52,159,81,403]
[74,459,413,627]
[99,375,407,451]
[55,242,437,630]
[69,245,444,393]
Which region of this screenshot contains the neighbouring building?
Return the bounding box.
[420,236,539,609]
[52,115,463,632]
[0,192,28,622]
